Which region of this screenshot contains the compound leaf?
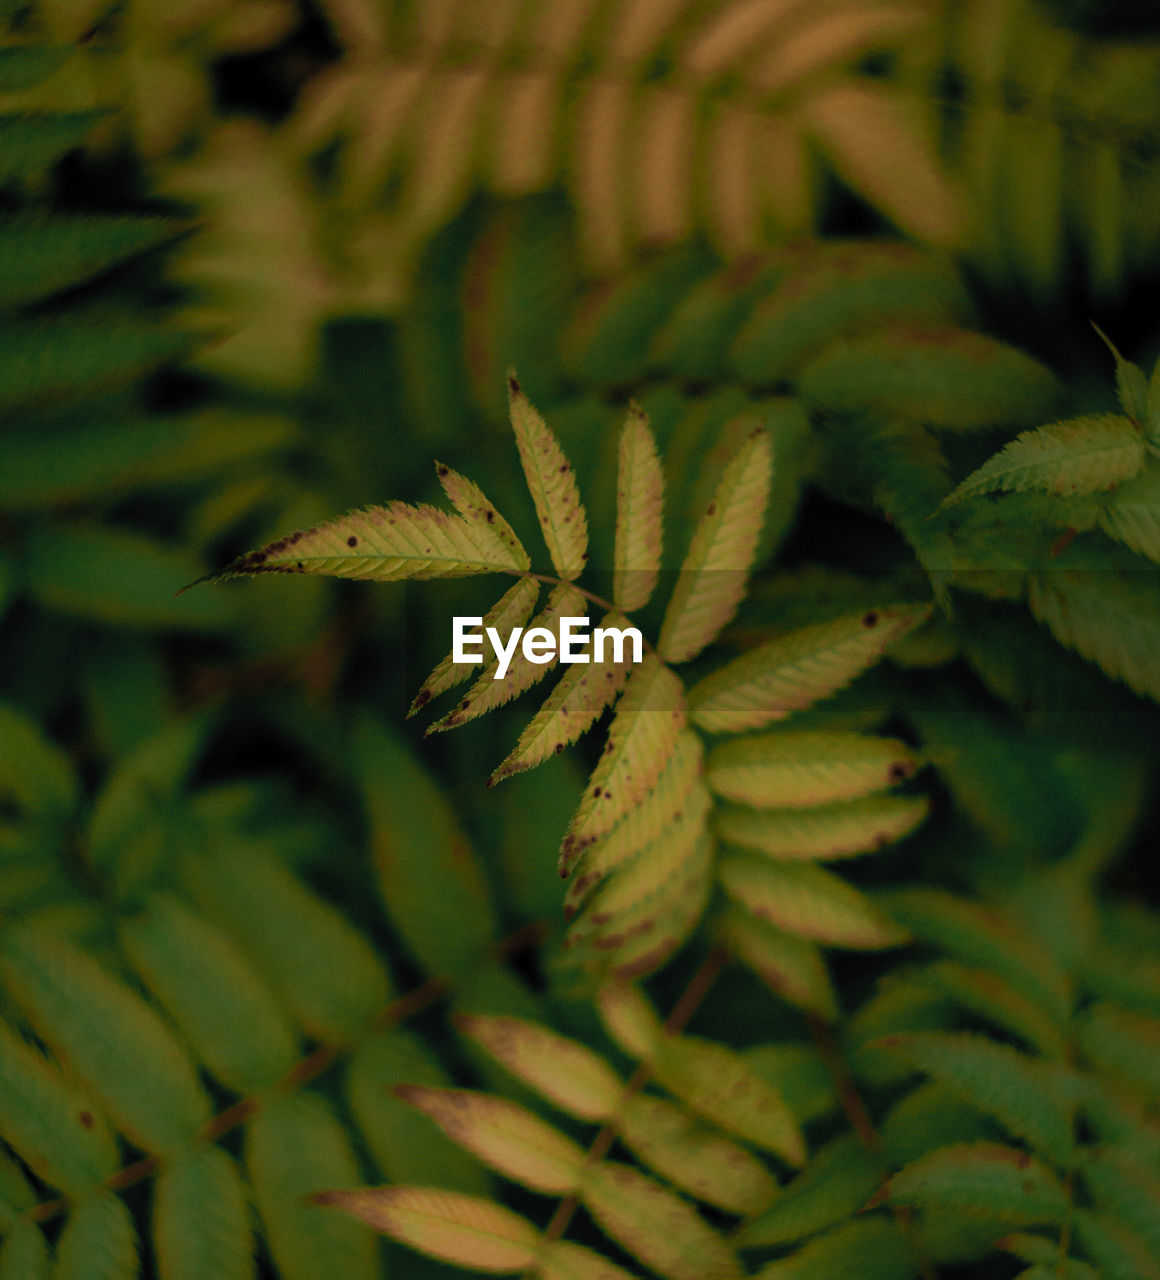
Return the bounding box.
[885,1143,1069,1225]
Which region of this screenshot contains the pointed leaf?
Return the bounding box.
[1,926,210,1153]
[580,1162,743,1280]
[0,1019,118,1195]
[153,1145,254,1280]
[54,1194,137,1280]
[689,605,929,734]
[658,427,772,663]
[871,1032,1075,1164]
[718,794,928,861]
[614,404,664,611]
[943,415,1146,507]
[489,615,634,783]
[357,713,497,976]
[437,463,530,570]
[737,1133,881,1247]
[652,1035,804,1166]
[1093,326,1148,422]
[429,584,587,731]
[720,853,908,949]
[559,656,687,873]
[595,982,664,1062]
[507,372,588,579]
[409,576,539,715]
[616,1092,778,1215]
[247,1094,378,1280]
[708,732,920,809]
[315,1188,538,1273]
[455,1014,624,1123]
[885,1143,1069,1224]
[395,1087,585,1194]
[205,500,527,585]
[1099,464,1160,564]
[718,907,838,1019]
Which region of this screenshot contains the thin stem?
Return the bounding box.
[521,572,659,657]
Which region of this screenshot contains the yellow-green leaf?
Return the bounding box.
[205,501,527,584]
[718,907,838,1019]
[717,794,929,861]
[508,372,588,580]
[614,403,664,611]
[437,463,530,570]
[658,427,773,663]
[409,576,540,716]
[316,1187,539,1273]
[689,605,929,734]
[719,853,908,949]
[395,1087,585,1194]
[536,1240,640,1280]
[707,732,920,808]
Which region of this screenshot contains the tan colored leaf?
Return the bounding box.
[595,982,664,1061]
[395,1087,584,1195]
[658,428,773,663]
[507,373,588,580]
[314,1187,538,1272]
[720,851,909,950]
[409,576,539,716]
[614,404,664,612]
[454,1015,624,1123]
[707,731,920,808]
[689,604,930,733]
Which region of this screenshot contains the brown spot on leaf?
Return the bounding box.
[78,1111,94,1129]
[863,611,879,628]
[507,374,521,394]
[707,502,718,516]
[347,536,358,547]
[888,762,909,782]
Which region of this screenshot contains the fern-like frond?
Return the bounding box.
[507,372,588,581]
[658,427,772,664]
[942,414,1147,506]
[614,403,664,612]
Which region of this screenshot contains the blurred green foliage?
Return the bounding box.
[2,1,1160,1278]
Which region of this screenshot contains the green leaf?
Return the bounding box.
[753,1218,915,1280]
[717,794,928,861]
[658,428,773,664]
[719,852,908,950]
[879,1083,998,1169]
[119,893,300,1094]
[535,1240,640,1280]
[1077,1002,1160,1097]
[357,713,497,977]
[999,1234,1098,1280]
[1,926,210,1153]
[885,1143,1069,1224]
[579,1162,743,1280]
[1099,464,1160,564]
[23,523,231,631]
[737,1133,881,1248]
[0,216,176,310]
[943,415,1146,506]
[507,372,588,580]
[0,321,192,409]
[0,700,78,824]
[181,845,392,1043]
[871,1032,1075,1164]
[616,1093,778,1216]
[455,1014,624,1123]
[559,656,687,872]
[409,576,540,715]
[315,1187,538,1274]
[1080,1146,1160,1258]
[395,1087,585,1194]
[0,1018,118,1195]
[1093,326,1149,422]
[614,403,664,611]
[346,1030,491,1195]
[689,605,929,734]
[799,326,1059,430]
[0,111,107,182]
[54,1193,137,1280]
[247,1094,379,1280]
[0,1219,50,1278]
[0,46,70,91]
[1073,1208,1160,1280]
[650,1035,805,1166]
[203,498,528,585]
[152,1145,255,1280]
[707,731,920,809]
